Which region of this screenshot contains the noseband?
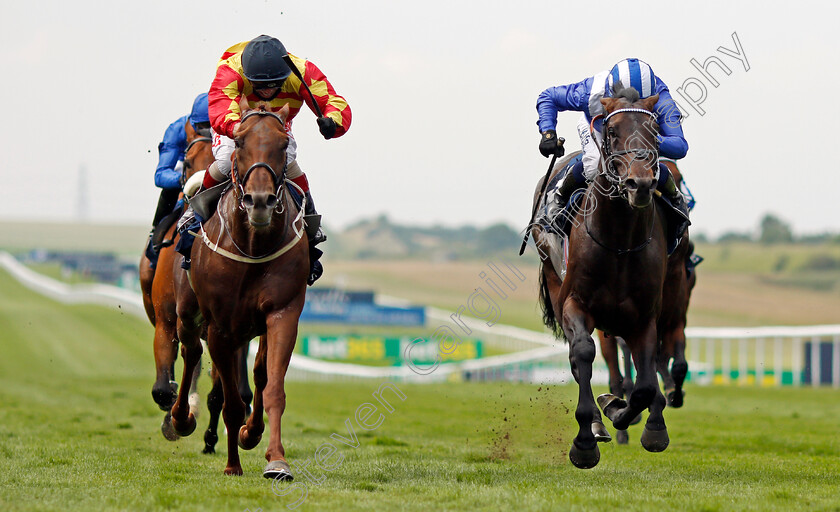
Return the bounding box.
[231,110,289,211]
[597,108,661,191]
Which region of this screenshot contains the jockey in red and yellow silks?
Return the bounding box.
[178,35,351,285]
[208,42,350,141]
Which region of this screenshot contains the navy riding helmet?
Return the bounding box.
[242,35,292,89]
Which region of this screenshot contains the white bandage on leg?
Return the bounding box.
[286,159,303,180]
[577,114,602,181]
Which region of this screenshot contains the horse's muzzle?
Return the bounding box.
[624,177,656,209]
[243,192,277,227]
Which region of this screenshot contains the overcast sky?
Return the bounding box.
[1,0,837,237]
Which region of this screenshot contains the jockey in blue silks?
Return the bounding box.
[145,93,211,268]
[536,58,690,233]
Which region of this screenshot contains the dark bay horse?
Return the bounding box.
[533,87,670,469]
[171,104,309,478]
[138,123,253,451]
[597,161,697,443]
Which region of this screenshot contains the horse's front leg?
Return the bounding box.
[562,298,600,469]
[239,335,267,451]
[662,325,688,408]
[207,326,247,476]
[600,321,669,452]
[151,321,179,412]
[261,306,303,481]
[169,318,203,438]
[237,344,254,416]
[202,364,223,454]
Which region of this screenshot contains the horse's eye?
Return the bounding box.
[608,128,617,138]
[234,139,242,148]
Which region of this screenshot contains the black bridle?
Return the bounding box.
[583,107,661,255]
[599,108,660,192]
[231,110,289,210]
[180,136,212,188]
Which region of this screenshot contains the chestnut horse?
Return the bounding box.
[170,105,309,478]
[138,123,253,451]
[598,161,697,444]
[533,87,670,469]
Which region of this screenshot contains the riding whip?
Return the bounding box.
[519,138,565,256]
[283,55,324,119]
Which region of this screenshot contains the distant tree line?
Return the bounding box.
[699,213,840,245]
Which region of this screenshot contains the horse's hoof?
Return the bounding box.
[640,426,670,452]
[238,425,262,450]
[203,429,218,454]
[160,412,179,442]
[264,460,294,481]
[666,388,686,408]
[152,381,178,411]
[597,393,627,422]
[172,413,197,437]
[616,429,629,445]
[569,442,600,469]
[591,421,611,443]
[224,465,244,476]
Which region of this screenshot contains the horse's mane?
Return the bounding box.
[612,81,641,103]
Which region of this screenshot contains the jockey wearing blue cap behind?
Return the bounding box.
[536,58,690,232]
[145,93,211,267]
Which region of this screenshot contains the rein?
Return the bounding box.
[580,106,660,255]
[187,109,305,264]
[189,179,306,264]
[582,186,657,255]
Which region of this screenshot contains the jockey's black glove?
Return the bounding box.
[317,117,337,139]
[539,130,564,158]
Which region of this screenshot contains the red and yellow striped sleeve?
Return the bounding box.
[286,55,352,138]
[208,42,250,139]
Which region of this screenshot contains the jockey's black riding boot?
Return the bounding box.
[146,188,181,270]
[659,172,690,222]
[303,191,326,285]
[544,161,586,235]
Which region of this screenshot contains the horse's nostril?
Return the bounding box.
[266,195,278,208]
[242,195,254,208]
[625,178,638,190]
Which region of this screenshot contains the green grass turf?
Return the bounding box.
[1,268,840,511]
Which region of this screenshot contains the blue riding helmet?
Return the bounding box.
[605,58,657,98]
[189,93,210,130]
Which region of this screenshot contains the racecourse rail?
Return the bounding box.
[2,251,838,388]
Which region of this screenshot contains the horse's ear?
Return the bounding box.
[238,94,251,113]
[600,97,620,113]
[640,94,659,112]
[277,104,290,124]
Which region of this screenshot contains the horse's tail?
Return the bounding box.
[538,264,562,338]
